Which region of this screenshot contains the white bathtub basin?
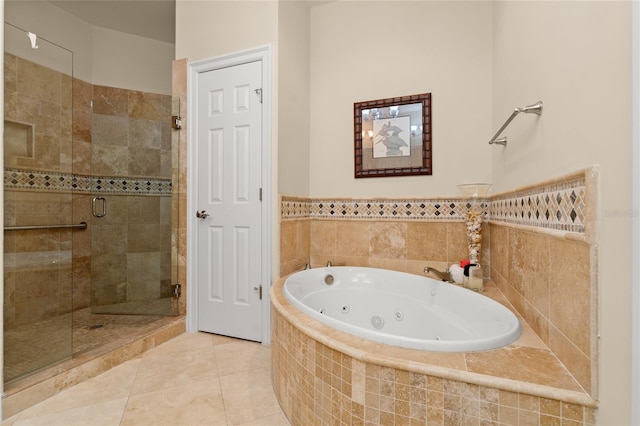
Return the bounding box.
[283,266,521,352]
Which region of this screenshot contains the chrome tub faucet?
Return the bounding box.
[424,266,453,283]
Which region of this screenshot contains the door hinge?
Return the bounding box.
[172,283,182,298]
[253,285,262,300]
[254,88,263,103]
[259,187,262,201]
[172,115,182,130]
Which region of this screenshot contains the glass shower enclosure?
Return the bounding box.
[3,22,178,384]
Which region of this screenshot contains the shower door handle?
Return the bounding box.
[92,196,107,218]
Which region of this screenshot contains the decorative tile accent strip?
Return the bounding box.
[281,173,587,234]
[4,168,172,196]
[490,176,585,233]
[311,198,471,220]
[281,197,472,221]
[5,169,77,192]
[280,197,310,219]
[92,176,172,195]
[72,175,93,193]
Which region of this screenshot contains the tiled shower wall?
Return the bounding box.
[3,53,173,325]
[279,168,597,398]
[4,53,75,327]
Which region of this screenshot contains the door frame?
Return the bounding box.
[186,45,272,344]
[632,1,640,423]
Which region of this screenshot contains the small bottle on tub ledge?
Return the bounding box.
[462,262,484,292]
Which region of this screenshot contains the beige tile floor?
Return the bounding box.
[2,332,290,426]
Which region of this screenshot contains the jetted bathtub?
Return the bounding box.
[283,266,521,352]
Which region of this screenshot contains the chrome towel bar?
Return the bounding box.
[4,222,88,231]
[488,101,543,146]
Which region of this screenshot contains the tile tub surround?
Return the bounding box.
[271,277,597,425]
[279,168,597,402]
[486,168,598,400]
[280,217,311,276]
[488,223,596,399]
[279,198,477,278]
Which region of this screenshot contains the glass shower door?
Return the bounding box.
[3,23,75,382]
[88,82,178,317]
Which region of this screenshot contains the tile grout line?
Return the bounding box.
[212,339,231,426]
[118,355,144,425]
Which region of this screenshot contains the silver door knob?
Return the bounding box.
[196,210,210,219]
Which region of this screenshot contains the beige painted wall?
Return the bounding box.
[5,1,91,80]
[309,1,493,198]
[278,1,311,197]
[92,27,173,95]
[4,0,173,94]
[492,2,632,424]
[175,1,278,62]
[175,0,282,277]
[176,1,310,198]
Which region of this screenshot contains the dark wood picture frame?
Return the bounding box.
[354,93,432,178]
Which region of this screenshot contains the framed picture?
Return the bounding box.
[354,93,431,178]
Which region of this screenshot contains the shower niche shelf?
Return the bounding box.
[4,119,34,159]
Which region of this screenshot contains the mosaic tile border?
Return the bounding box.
[92,176,172,195]
[282,197,482,221]
[281,174,587,234]
[310,198,474,221]
[279,197,310,219]
[490,176,586,233]
[4,168,172,196]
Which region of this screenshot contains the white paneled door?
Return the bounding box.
[196,60,263,341]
